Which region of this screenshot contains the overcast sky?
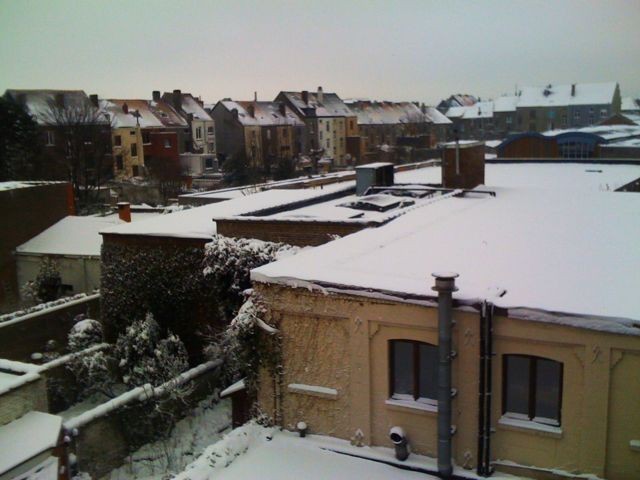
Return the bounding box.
[2,0,639,105]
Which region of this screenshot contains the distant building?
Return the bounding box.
[515,82,621,132]
[276,87,356,167]
[4,89,112,180]
[437,93,479,112]
[621,96,640,114]
[210,98,305,172]
[162,90,216,155]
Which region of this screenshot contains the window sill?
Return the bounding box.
[630,440,640,452]
[385,398,437,415]
[498,416,563,439]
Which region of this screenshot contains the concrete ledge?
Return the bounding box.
[288,383,338,400]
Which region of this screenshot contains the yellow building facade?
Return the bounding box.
[112,126,144,179]
[255,284,640,480]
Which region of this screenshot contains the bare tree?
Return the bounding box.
[44,98,113,208]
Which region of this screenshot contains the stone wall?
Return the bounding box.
[0,376,48,426]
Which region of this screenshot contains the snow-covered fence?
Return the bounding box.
[0,293,100,362]
[64,359,223,479]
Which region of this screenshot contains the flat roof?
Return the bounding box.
[0,411,62,475]
[252,187,640,331]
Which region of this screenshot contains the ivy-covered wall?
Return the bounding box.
[101,242,217,361]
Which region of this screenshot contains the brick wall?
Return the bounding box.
[216,219,370,246]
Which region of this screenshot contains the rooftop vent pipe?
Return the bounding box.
[117,202,131,223]
[432,272,458,478]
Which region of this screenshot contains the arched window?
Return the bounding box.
[389,340,438,405]
[503,354,563,426]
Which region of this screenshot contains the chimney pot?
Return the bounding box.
[317,86,324,103]
[152,90,161,102]
[172,90,182,110]
[117,202,131,222]
[122,102,129,114]
[302,90,309,104]
[571,84,576,97]
[254,91,257,102]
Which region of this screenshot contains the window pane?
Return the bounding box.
[535,359,561,423]
[392,341,413,397]
[505,356,530,416]
[419,344,438,400]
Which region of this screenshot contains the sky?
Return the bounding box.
[1,0,639,105]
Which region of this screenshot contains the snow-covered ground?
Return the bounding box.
[174,423,523,480]
[103,396,230,480]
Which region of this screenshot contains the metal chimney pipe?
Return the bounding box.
[432,272,458,478]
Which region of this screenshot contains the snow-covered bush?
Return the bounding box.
[115,313,189,388]
[68,318,104,352]
[34,257,63,303]
[203,235,299,321]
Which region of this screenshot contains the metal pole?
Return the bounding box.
[432,272,458,478]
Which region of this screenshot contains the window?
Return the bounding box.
[207,126,214,134]
[196,127,202,140]
[503,355,562,426]
[326,122,330,132]
[164,138,171,149]
[389,340,438,404]
[600,109,608,119]
[114,135,122,147]
[131,143,138,157]
[132,165,139,176]
[574,111,581,120]
[45,130,55,146]
[205,157,214,169]
[142,131,151,144]
[506,116,512,125]
[116,155,123,170]
[130,130,136,136]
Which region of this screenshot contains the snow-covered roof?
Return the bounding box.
[423,106,452,124]
[0,411,62,475]
[252,187,640,331]
[100,99,165,128]
[279,91,353,118]
[0,181,66,192]
[4,89,103,125]
[101,185,353,239]
[517,82,618,108]
[346,101,427,125]
[446,101,494,120]
[219,101,304,127]
[16,212,160,257]
[541,123,640,142]
[175,93,213,121]
[493,95,519,113]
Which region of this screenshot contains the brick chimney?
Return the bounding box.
[117,202,131,222]
[302,90,309,104]
[152,90,161,102]
[89,94,99,108]
[172,89,182,110]
[122,102,129,114]
[317,86,324,104]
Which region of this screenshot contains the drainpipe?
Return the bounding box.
[432,272,458,478]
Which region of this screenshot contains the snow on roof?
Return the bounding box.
[0,411,62,475]
[423,105,452,125]
[0,181,65,192]
[446,101,494,120]
[279,91,354,118]
[493,95,519,113]
[517,82,618,108]
[219,100,304,127]
[4,89,100,125]
[16,212,160,256]
[101,185,353,239]
[397,163,640,192]
[100,99,165,128]
[541,123,640,142]
[176,93,213,121]
[252,187,640,329]
[345,101,427,125]
[175,423,436,480]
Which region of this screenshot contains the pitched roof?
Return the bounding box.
[517,82,618,108]
[278,91,353,118]
[219,100,305,127]
[100,99,165,128]
[4,89,102,125]
[345,101,426,125]
[162,92,213,121]
[446,101,494,119]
